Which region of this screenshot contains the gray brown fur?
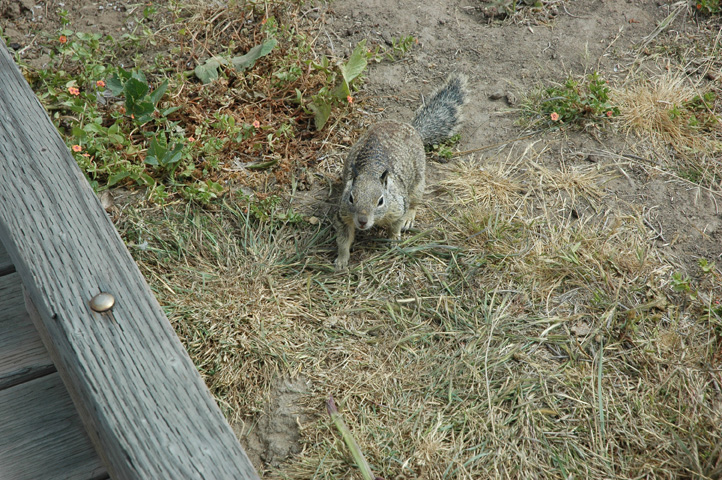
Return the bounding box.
[334,73,469,270]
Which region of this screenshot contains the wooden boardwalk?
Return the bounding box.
[0,243,107,479]
[0,40,259,479]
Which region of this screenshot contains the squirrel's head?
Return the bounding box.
[341,170,390,230]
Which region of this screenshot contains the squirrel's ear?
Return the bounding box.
[380,169,389,186]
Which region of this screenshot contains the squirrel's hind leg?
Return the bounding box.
[400,176,425,232]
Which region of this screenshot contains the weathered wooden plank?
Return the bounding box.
[0,373,108,480]
[0,40,259,479]
[0,273,55,390]
[0,239,14,276]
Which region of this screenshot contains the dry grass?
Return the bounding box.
[612,73,721,155]
[610,19,722,190]
[117,138,722,478]
[109,2,722,479]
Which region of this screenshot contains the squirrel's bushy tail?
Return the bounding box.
[411,73,469,146]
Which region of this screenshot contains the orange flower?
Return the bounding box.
[252,120,260,128]
[72,144,82,152]
[606,110,613,117]
[188,136,196,142]
[96,80,106,88]
[59,35,68,44]
[68,86,80,96]
[550,112,560,122]
[347,95,353,104]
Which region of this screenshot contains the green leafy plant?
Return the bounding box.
[699,258,717,274]
[682,91,718,131]
[429,133,462,160]
[194,38,278,84]
[525,72,620,129]
[211,113,257,143]
[671,271,692,294]
[695,0,721,15]
[107,69,177,124]
[245,194,302,224]
[306,39,370,130]
[145,133,185,171]
[20,4,394,205]
[384,35,416,61]
[26,27,211,198]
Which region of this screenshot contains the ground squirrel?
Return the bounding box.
[334,73,469,270]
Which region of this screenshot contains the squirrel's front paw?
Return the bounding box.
[400,209,417,232]
[334,256,349,271]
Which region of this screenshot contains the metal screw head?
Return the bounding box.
[90,292,115,312]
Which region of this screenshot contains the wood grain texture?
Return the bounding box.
[0,40,259,480]
[0,273,56,390]
[0,373,108,480]
[0,239,15,276]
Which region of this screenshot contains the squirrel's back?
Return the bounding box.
[342,121,423,184]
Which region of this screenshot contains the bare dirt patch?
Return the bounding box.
[0,0,132,67]
[314,0,721,272]
[234,376,312,472]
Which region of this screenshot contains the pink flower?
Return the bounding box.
[68,87,80,96]
[606,110,613,117]
[347,95,353,104]
[252,120,260,129]
[96,80,106,88]
[71,144,82,152]
[550,112,560,122]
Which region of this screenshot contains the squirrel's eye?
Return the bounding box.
[377,196,384,207]
[348,193,354,204]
